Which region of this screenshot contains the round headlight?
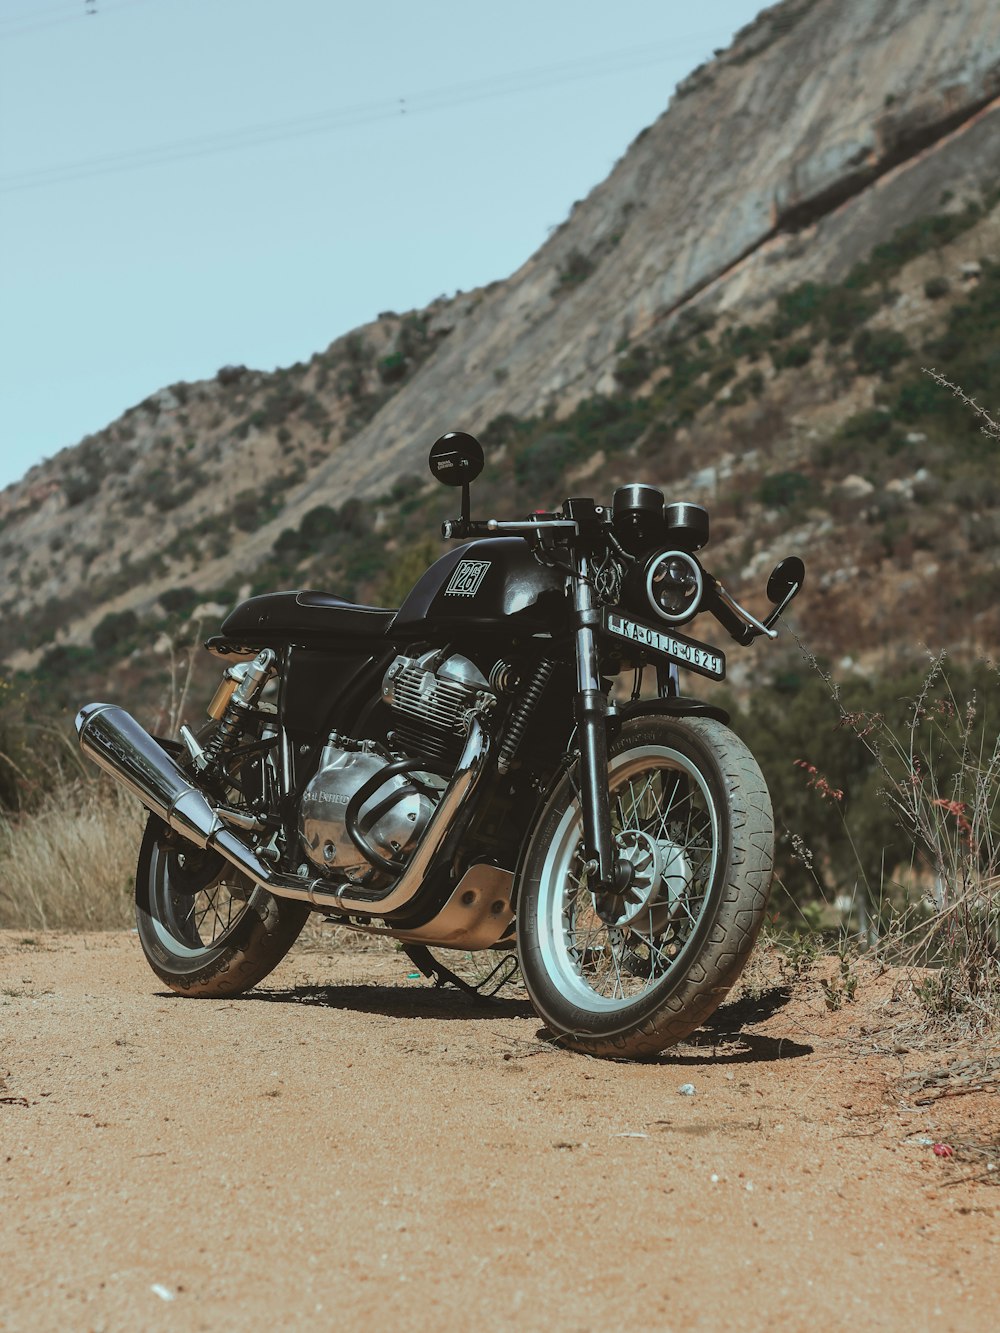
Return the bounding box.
[646,550,703,624]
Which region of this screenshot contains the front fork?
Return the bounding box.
[572,560,632,897]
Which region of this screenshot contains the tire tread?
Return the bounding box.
[518,716,774,1060]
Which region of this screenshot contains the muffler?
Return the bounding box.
[76,702,276,885]
[75,702,489,922]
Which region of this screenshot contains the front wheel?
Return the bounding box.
[517,714,773,1059]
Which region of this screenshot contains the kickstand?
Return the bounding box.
[402,944,520,1002]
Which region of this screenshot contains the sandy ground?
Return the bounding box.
[0,930,997,1333]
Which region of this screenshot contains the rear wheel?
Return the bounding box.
[517,714,773,1059]
[134,815,310,996]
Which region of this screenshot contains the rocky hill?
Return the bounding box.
[2,0,1000,721]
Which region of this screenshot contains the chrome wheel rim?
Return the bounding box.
[535,745,718,1013]
[147,843,254,959]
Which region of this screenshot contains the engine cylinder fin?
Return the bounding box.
[389,722,458,766]
[383,652,495,768]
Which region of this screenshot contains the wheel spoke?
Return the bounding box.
[538,745,720,1010]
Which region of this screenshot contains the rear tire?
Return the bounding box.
[134,814,310,997]
[517,714,773,1059]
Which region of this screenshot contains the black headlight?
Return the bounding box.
[645,550,703,624]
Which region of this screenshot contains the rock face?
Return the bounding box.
[2,0,1000,667]
[297,0,1000,504]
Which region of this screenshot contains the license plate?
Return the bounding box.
[602,609,726,681]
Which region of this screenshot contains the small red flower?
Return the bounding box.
[794,759,844,802]
[932,797,971,830]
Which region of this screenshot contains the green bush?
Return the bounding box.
[772,282,826,336]
[513,431,576,493]
[772,341,813,370]
[841,408,893,440]
[757,470,814,509]
[300,505,340,542]
[614,345,652,389]
[554,249,596,291]
[158,586,198,616]
[853,328,910,378]
[378,353,408,385]
[91,609,139,654]
[846,200,989,289]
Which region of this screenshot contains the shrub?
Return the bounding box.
[757,470,814,509]
[299,505,340,542]
[231,491,262,532]
[614,345,653,389]
[772,282,826,336]
[853,328,910,378]
[513,431,576,493]
[841,408,893,441]
[216,364,247,386]
[772,341,812,370]
[91,609,139,654]
[158,586,199,616]
[378,353,408,385]
[64,471,101,507]
[554,249,596,291]
[846,201,988,289]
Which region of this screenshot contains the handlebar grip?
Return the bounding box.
[440,519,493,540]
[704,589,756,646]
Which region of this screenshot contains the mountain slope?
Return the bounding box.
[2,0,1000,704]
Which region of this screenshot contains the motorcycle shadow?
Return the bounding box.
[235,982,537,1022]
[648,985,814,1065]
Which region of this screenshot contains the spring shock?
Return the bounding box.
[496,658,555,776]
[201,649,276,772]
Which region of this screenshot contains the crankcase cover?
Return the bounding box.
[299,746,437,881]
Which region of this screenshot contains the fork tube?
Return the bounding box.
[573,558,616,890]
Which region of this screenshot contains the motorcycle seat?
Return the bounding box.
[219,589,397,644]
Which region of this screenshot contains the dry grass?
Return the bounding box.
[0,779,145,930]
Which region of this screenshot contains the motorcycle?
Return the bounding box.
[76,431,803,1059]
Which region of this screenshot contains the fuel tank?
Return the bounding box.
[391,537,567,640]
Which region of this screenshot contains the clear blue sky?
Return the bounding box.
[0,0,763,489]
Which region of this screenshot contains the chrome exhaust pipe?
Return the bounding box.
[75,703,277,885]
[75,702,489,920]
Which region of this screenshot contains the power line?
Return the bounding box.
[0,36,716,194]
[0,0,157,38]
[0,2,83,27]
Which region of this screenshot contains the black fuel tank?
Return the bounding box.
[392,537,567,640]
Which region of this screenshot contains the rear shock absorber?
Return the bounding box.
[496,658,555,776]
[201,648,277,773]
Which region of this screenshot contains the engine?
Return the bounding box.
[382,650,494,764]
[298,652,495,882]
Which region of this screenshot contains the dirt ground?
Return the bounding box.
[1,930,997,1333]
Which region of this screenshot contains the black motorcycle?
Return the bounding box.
[76,431,803,1059]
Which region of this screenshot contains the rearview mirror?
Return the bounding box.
[428,432,484,487]
[766,556,805,605]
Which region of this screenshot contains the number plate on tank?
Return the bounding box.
[603,609,726,681]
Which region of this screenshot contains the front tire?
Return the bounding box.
[134,814,310,997]
[517,714,773,1059]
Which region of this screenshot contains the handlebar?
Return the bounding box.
[439,511,790,648]
[704,589,757,646]
[440,518,492,540]
[441,516,579,540]
[702,573,778,646]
